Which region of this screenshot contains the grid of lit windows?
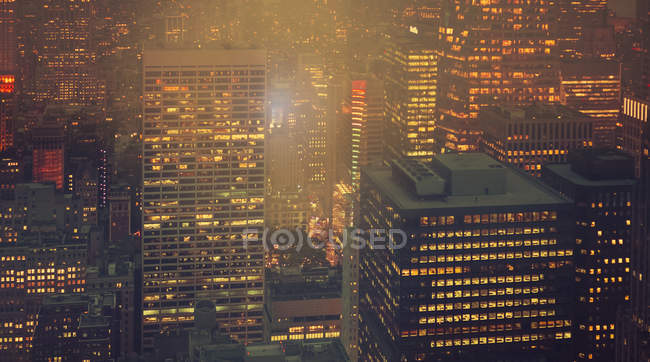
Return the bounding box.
[384,36,437,161]
[0,244,86,358]
[436,0,558,152]
[142,49,266,349]
[359,168,574,361]
[481,105,593,176]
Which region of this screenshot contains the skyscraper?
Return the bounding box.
[342,75,384,188]
[618,97,649,175]
[384,34,438,160]
[0,0,16,152]
[556,0,609,60]
[0,0,16,74]
[0,75,14,152]
[359,154,575,361]
[436,0,559,151]
[480,104,594,176]
[560,60,621,148]
[141,48,266,349]
[36,0,103,105]
[543,150,636,361]
[32,125,65,190]
[616,95,650,361]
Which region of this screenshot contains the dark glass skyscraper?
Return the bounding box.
[359,153,574,361]
[543,150,636,361]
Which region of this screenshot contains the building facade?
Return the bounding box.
[436,0,559,152]
[560,60,621,148]
[359,154,575,361]
[480,104,593,176]
[384,34,438,160]
[543,150,635,361]
[141,48,266,349]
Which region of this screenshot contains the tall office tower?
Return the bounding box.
[436,0,559,152]
[384,34,437,160]
[36,0,103,105]
[0,75,14,152]
[616,96,650,361]
[619,97,649,175]
[267,126,302,193]
[560,61,621,148]
[640,0,650,101]
[32,124,65,190]
[342,234,360,362]
[480,104,594,176]
[296,54,330,192]
[556,0,608,60]
[542,150,635,361]
[359,154,574,361]
[341,75,384,189]
[0,0,16,74]
[141,48,266,349]
[164,6,188,44]
[0,0,16,153]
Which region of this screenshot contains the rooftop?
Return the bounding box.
[482,103,590,123]
[364,153,568,211]
[143,48,267,67]
[544,163,636,187]
[544,149,636,187]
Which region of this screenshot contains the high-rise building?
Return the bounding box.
[436,0,559,152]
[637,0,649,101]
[267,126,302,193]
[342,227,360,362]
[32,125,65,190]
[384,34,437,160]
[295,54,330,192]
[616,100,650,361]
[0,0,16,74]
[556,0,609,60]
[0,74,15,152]
[341,75,384,188]
[359,154,575,361]
[543,149,635,361]
[560,60,621,148]
[36,0,104,105]
[141,48,266,349]
[618,96,649,175]
[480,104,593,176]
[266,190,309,232]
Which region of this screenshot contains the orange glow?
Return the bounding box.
[0,75,15,94]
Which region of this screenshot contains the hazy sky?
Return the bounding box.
[609,0,637,18]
